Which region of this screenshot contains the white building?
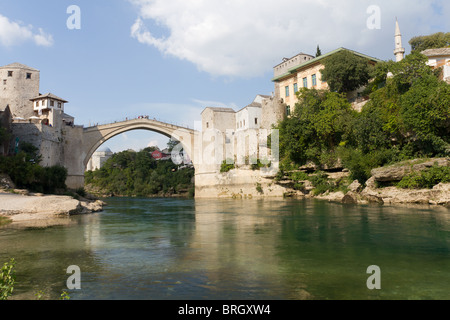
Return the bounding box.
[421,48,450,83]
[86,146,113,171]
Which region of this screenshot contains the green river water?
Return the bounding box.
[1,197,449,300]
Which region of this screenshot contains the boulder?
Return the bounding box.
[348,180,363,193]
[0,174,15,190]
[342,191,358,204]
[371,158,449,182]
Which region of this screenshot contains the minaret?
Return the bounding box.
[394,18,405,62]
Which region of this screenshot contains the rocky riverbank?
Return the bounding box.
[0,190,106,227]
[305,158,450,207]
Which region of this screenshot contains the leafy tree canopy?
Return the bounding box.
[409,32,450,53]
[320,50,374,94]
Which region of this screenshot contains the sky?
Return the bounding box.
[0,0,449,153]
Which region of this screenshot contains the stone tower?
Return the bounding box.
[394,19,405,62]
[0,63,40,119]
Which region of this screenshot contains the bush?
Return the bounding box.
[397,165,450,189]
[220,159,235,173]
[1,259,15,300]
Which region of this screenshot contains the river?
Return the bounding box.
[1,197,449,300]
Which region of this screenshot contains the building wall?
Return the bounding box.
[277,62,328,113]
[0,65,40,119]
[261,96,285,130]
[11,123,64,167]
[273,53,315,78]
[87,151,113,171]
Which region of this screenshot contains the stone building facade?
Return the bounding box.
[0,63,40,120]
[271,47,381,115]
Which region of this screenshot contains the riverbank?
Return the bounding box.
[0,190,105,227]
[287,158,450,207]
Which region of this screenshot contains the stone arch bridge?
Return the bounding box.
[65,118,197,189]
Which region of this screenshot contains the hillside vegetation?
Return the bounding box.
[85,147,195,198]
[276,52,450,189]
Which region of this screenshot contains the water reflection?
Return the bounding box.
[1,198,449,300]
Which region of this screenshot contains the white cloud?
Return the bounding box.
[129,0,447,77]
[0,14,53,47]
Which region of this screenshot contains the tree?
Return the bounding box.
[277,88,355,166]
[409,32,450,53]
[320,50,373,94]
[315,45,322,57]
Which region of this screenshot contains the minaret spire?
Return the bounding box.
[394,18,405,62]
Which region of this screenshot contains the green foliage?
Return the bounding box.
[60,290,70,300]
[288,171,309,182]
[1,258,15,300]
[308,171,335,195]
[220,159,235,173]
[397,165,450,189]
[277,88,355,166]
[35,290,45,300]
[85,148,194,197]
[255,183,263,194]
[338,147,399,183]
[315,45,322,57]
[409,32,450,53]
[0,153,67,193]
[320,50,373,93]
[277,52,450,185]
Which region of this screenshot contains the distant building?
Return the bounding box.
[421,48,450,83]
[86,146,113,171]
[151,148,171,160]
[271,47,381,115]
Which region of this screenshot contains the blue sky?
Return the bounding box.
[1,0,448,152]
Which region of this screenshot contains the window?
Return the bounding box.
[293,83,298,93]
[312,74,317,86]
[50,100,55,107]
[286,105,291,116]
[255,118,258,125]
[303,77,308,88]
[206,122,209,129]
[58,102,62,108]
[243,120,245,127]
[7,71,13,77]
[26,73,32,79]
[285,86,289,97]
[3,80,6,85]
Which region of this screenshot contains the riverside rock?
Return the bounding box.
[371,158,449,182]
[0,192,105,224]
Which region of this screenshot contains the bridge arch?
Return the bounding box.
[82,119,196,170]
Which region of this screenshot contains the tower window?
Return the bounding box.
[7,71,13,77]
[26,73,32,79]
[255,118,258,125]
[50,100,55,107]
